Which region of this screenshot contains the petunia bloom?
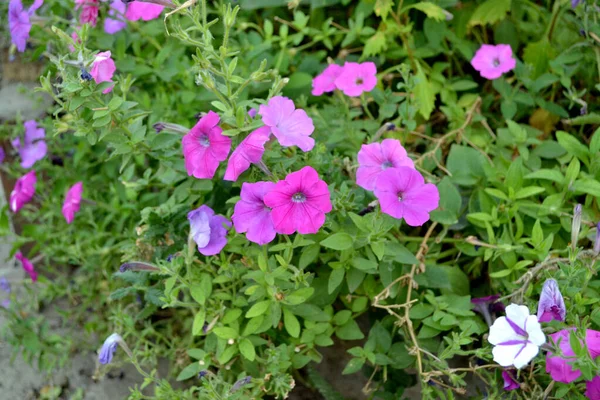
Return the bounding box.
[546,329,600,383]
[263,166,332,235]
[312,64,343,96]
[248,108,257,118]
[188,205,231,256]
[586,376,600,400]
[537,278,566,323]
[98,333,127,364]
[232,182,277,245]
[356,139,415,191]
[15,252,37,282]
[10,170,36,213]
[13,120,47,169]
[125,1,165,21]
[334,62,377,97]
[471,44,516,80]
[502,370,520,391]
[75,0,99,26]
[104,0,127,34]
[0,147,5,163]
[182,111,231,179]
[224,126,271,182]
[258,96,315,152]
[487,304,546,369]
[373,167,439,226]
[0,277,11,294]
[472,294,505,326]
[90,51,116,94]
[62,182,84,224]
[8,0,43,52]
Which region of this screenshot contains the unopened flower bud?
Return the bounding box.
[571,204,582,250]
[80,68,93,81]
[230,376,252,393]
[228,338,235,345]
[537,279,566,322]
[594,222,600,255]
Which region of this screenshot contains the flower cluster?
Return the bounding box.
[312,62,377,97]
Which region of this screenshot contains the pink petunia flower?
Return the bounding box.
[8,0,43,52]
[104,0,127,34]
[356,139,414,191]
[68,31,81,53]
[15,252,37,282]
[334,62,377,97]
[373,167,439,226]
[12,120,47,169]
[312,64,343,96]
[9,170,36,213]
[263,166,332,235]
[62,182,83,224]
[232,182,277,245]
[90,51,116,94]
[546,329,600,383]
[75,0,99,26]
[471,44,516,80]
[182,111,231,179]
[258,96,315,152]
[502,371,520,391]
[224,126,271,182]
[125,1,164,21]
[188,205,231,256]
[586,376,600,400]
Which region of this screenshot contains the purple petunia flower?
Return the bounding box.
[15,252,37,282]
[10,170,36,213]
[0,147,5,164]
[62,182,83,224]
[8,0,43,53]
[537,279,566,323]
[472,294,505,326]
[586,376,600,400]
[188,205,231,256]
[230,376,252,393]
[224,126,271,182]
[546,329,600,383]
[232,181,277,245]
[259,96,315,152]
[98,333,123,364]
[13,120,47,169]
[470,44,516,80]
[356,139,415,191]
[0,277,11,294]
[502,370,520,391]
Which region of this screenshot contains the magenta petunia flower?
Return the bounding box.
[8,0,43,53]
[373,167,439,226]
[537,278,566,323]
[75,0,99,26]
[502,371,520,391]
[182,111,231,179]
[586,376,600,400]
[104,0,127,34]
[312,64,343,96]
[334,62,377,97]
[224,126,271,182]
[258,96,315,152]
[232,182,277,245]
[546,329,600,383]
[9,170,36,213]
[15,252,37,282]
[188,205,231,256]
[90,51,116,94]
[125,1,164,21]
[471,44,516,80]
[13,120,47,169]
[356,139,414,191]
[263,166,332,235]
[62,182,83,224]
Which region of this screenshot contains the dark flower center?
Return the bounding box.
[292,193,306,203]
[199,134,210,147]
[397,192,404,201]
[492,58,500,67]
[356,78,364,85]
[382,161,394,169]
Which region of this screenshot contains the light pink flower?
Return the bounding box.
[356,139,414,191]
[334,62,377,97]
[232,182,276,245]
[373,167,439,226]
[586,376,600,400]
[8,0,43,52]
[312,64,343,96]
[13,120,47,169]
[125,1,164,21]
[258,96,314,152]
[75,0,99,26]
[62,182,83,224]
[188,205,231,256]
[182,111,231,179]
[471,44,516,80]
[90,51,116,94]
[263,166,331,235]
[15,252,37,282]
[104,0,127,34]
[10,170,36,213]
[224,126,271,182]
[546,329,600,383]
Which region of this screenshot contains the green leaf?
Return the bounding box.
[245,300,271,318]
[515,186,545,199]
[283,307,301,338]
[213,327,238,340]
[385,243,419,264]
[430,177,461,224]
[525,169,564,183]
[192,311,206,336]
[328,268,345,294]
[351,258,378,271]
[523,38,555,79]
[374,0,393,18]
[342,358,365,375]
[217,345,237,365]
[238,338,256,361]
[565,113,600,126]
[410,2,446,21]
[187,349,206,360]
[363,31,387,58]
[590,127,600,154]
[556,131,590,165]
[571,180,600,198]
[333,310,353,326]
[336,319,365,340]
[285,287,315,305]
[415,62,435,119]
[346,268,365,293]
[190,286,206,305]
[469,0,511,27]
[176,362,201,381]
[320,233,354,250]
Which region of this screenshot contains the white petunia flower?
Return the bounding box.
[488,304,546,369]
